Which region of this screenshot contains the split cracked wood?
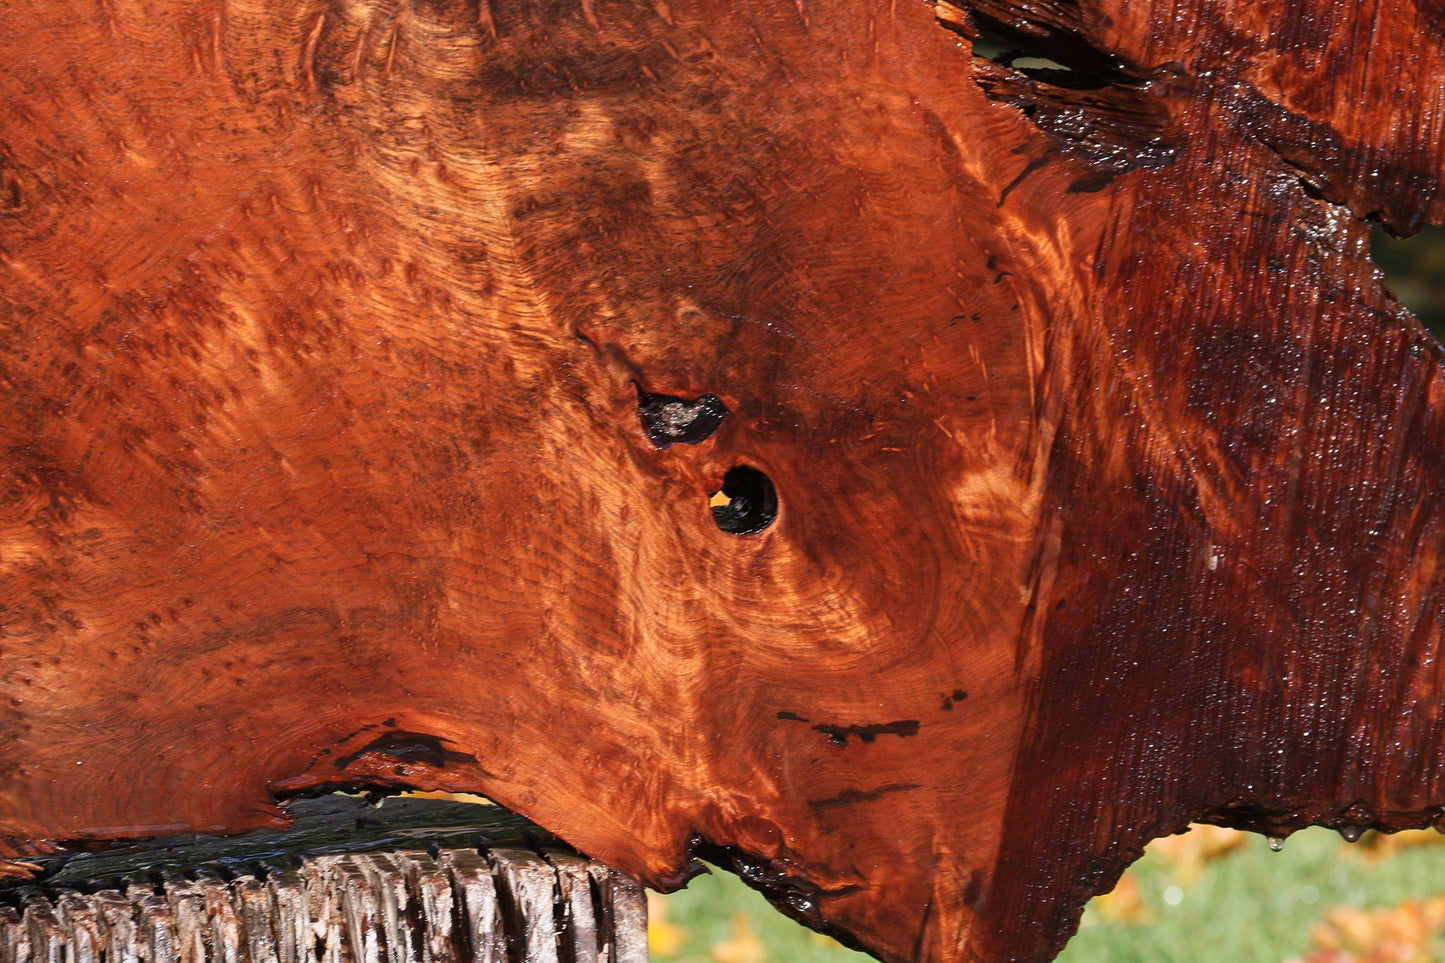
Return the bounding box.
[1,0,1442,960]
[0,798,647,963]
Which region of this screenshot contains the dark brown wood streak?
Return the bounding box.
[0,0,1441,960]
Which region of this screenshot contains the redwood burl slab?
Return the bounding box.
[2,0,1443,960]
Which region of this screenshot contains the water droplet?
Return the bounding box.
[1267,836,1285,852]
[1163,885,1184,906]
[1339,825,1362,843]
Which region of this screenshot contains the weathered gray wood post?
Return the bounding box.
[0,799,646,963]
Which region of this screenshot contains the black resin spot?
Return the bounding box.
[638,391,730,447]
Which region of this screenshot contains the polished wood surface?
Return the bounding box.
[2,0,1442,959]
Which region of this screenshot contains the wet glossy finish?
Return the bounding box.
[1,0,1442,960]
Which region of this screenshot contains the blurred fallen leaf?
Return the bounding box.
[1350,829,1445,865]
[647,891,687,956]
[712,912,766,963]
[396,791,495,805]
[1148,824,1248,887]
[1290,896,1445,963]
[1090,870,1153,926]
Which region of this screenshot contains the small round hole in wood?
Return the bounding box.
[710,466,777,535]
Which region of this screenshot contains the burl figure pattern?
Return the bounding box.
[2,0,1443,960]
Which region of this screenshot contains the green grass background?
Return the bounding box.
[653,829,1445,963]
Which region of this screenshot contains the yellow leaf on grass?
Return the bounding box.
[1091,871,1153,926]
[1350,829,1445,865]
[646,892,687,956]
[1292,896,1445,963]
[1148,824,1247,887]
[712,913,766,963]
[396,791,495,805]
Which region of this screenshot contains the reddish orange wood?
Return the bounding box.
[1,0,1442,960]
